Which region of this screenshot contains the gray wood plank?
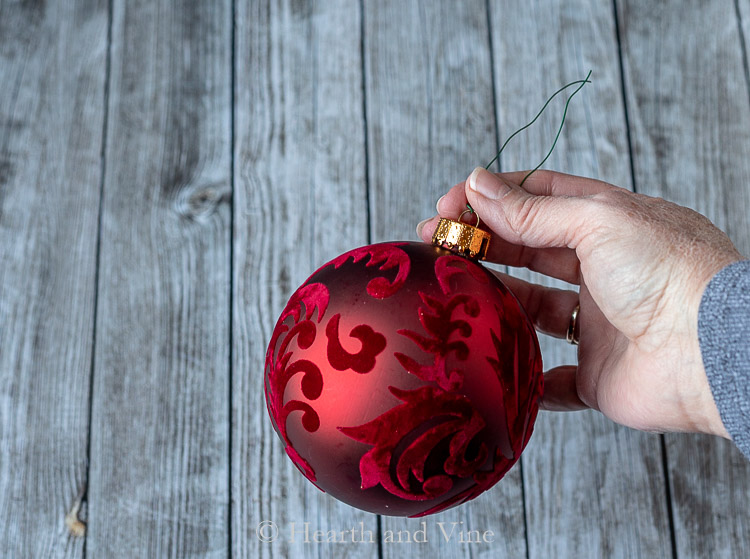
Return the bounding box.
[86,0,232,556]
[0,1,108,556]
[488,1,674,557]
[233,1,377,558]
[618,1,750,557]
[363,1,528,557]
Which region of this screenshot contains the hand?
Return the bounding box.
[417,167,743,437]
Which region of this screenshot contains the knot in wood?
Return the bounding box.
[175,183,230,222]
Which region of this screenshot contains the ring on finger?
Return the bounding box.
[566,303,580,345]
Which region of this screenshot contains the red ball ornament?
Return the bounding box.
[264,217,543,517]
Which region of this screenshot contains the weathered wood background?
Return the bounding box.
[1,0,749,557]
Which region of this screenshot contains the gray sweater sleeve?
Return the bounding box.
[698,260,750,459]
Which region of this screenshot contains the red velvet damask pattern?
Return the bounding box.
[264,242,543,517]
[328,242,411,298]
[264,282,330,481]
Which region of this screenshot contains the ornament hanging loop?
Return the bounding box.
[458,206,480,229]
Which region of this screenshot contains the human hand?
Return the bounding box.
[417,167,743,437]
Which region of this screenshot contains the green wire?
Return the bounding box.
[466,70,592,213]
[518,70,592,186]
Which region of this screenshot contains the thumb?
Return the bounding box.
[466,167,602,249]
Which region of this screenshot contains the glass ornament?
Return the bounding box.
[264,216,543,517]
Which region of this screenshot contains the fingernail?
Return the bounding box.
[436,195,446,213]
[468,167,510,200]
[416,218,431,238]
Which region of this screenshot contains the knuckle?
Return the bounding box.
[584,190,639,232]
[591,188,652,224]
[508,194,542,240]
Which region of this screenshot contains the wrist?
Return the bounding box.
[679,253,744,437]
[666,271,731,438]
[691,363,730,438]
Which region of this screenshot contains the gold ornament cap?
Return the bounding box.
[431,209,491,260]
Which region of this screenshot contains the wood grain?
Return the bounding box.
[489,1,674,557]
[363,1,528,557]
[0,1,108,556]
[618,1,750,557]
[233,1,376,558]
[3,1,750,557]
[86,0,232,556]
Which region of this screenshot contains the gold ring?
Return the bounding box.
[566,303,580,345]
[458,208,480,228]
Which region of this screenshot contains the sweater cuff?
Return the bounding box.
[698,260,750,459]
